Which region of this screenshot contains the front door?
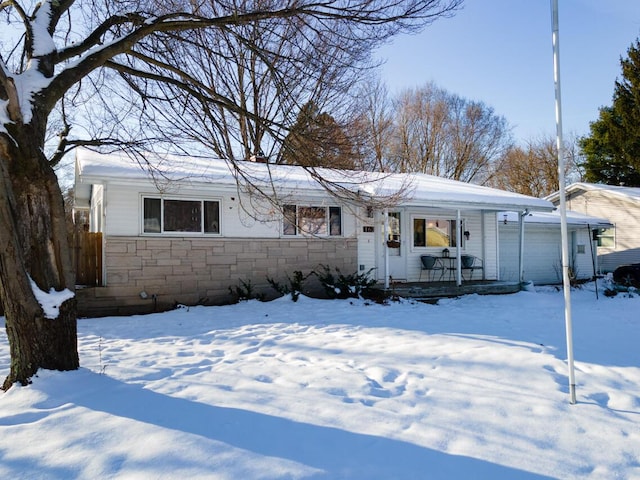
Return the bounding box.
[381,211,407,281]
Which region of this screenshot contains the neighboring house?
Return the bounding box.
[547,183,640,273]
[73,148,554,316]
[498,210,612,285]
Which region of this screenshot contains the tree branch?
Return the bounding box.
[3,1,32,65]
[46,10,292,111]
[0,61,23,123]
[104,58,235,113]
[105,52,286,132]
[45,1,460,117]
[55,12,149,63]
[47,0,76,35]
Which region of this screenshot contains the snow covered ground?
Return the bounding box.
[1,283,639,479]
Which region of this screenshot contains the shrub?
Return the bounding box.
[315,265,377,299]
[228,279,265,302]
[266,270,310,302]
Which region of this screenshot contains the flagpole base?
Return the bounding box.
[569,384,577,405]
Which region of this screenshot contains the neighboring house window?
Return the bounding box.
[143,197,220,234]
[595,227,615,247]
[283,205,342,236]
[413,217,461,248]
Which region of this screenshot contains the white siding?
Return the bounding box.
[397,208,497,282]
[104,183,139,235]
[101,180,356,240]
[89,184,104,233]
[572,228,599,280]
[356,209,376,276]
[483,211,499,280]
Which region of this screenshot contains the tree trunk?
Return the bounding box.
[0,133,79,391]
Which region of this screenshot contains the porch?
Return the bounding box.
[370,280,523,303]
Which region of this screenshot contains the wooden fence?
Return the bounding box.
[73,231,103,286]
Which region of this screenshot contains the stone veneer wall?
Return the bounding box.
[77,236,358,317]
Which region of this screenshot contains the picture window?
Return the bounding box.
[283,205,342,236]
[143,197,220,234]
[413,217,462,248]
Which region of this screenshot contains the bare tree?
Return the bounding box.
[389,83,450,175]
[490,135,580,197]
[350,76,395,171]
[356,81,512,183]
[0,0,461,390]
[446,96,512,183]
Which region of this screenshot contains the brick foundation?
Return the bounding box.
[77,236,357,317]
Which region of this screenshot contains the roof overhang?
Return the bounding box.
[73,148,556,214]
[500,210,613,228]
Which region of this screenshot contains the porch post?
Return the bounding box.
[518,209,528,284]
[384,208,390,289]
[456,209,462,286]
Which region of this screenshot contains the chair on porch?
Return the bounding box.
[419,255,445,282]
[460,254,484,281]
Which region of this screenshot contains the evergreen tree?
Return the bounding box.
[279,101,356,169]
[581,39,640,186]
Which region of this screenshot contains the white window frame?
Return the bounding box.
[282,204,342,237]
[141,196,222,235]
[595,226,615,248]
[411,215,465,251]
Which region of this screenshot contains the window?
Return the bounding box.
[329,207,342,236]
[414,218,426,247]
[300,206,327,235]
[387,212,401,242]
[595,227,615,248]
[413,217,461,248]
[143,197,220,234]
[283,205,342,236]
[283,205,297,236]
[164,199,201,232]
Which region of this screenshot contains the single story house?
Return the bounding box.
[547,183,640,273]
[498,210,612,285]
[73,148,555,315]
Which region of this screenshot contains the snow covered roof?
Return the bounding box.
[75,148,554,212]
[547,182,640,204]
[500,210,612,228]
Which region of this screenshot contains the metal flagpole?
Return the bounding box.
[551,0,577,404]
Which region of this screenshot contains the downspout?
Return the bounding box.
[587,224,599,299]
[518,209,529,284]
[591,227,600,278]
[101,182,108,287]
[496,211,501,281]
[481,210,487,280]
[384,208,389,289]
[456,209,462,286]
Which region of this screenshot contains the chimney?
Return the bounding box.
[249,150,268,163]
